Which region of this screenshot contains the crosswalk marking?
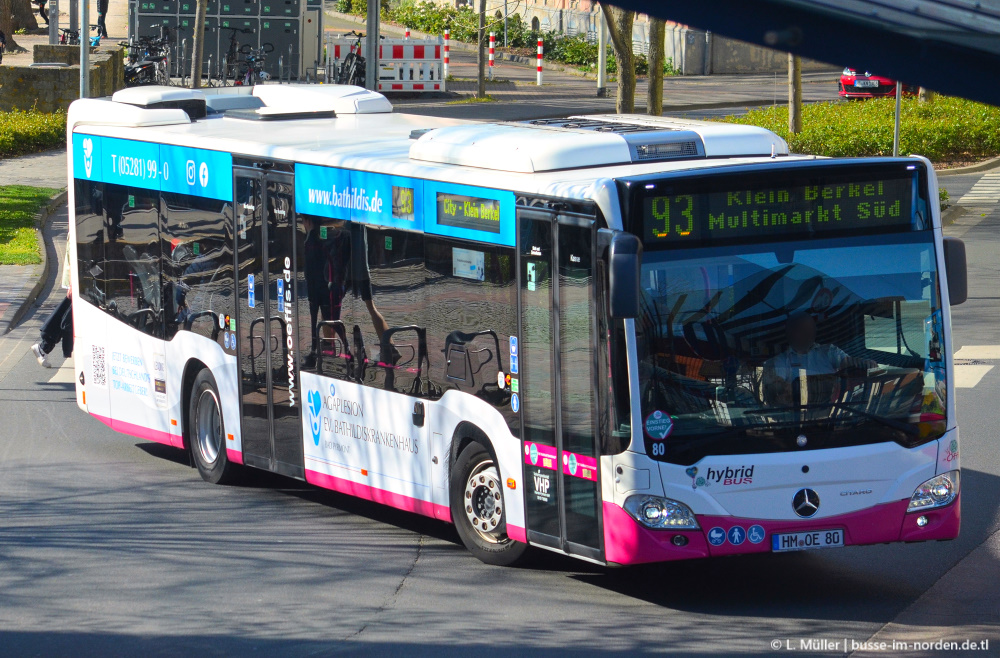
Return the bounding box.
[958,170,1000,204]
[954,365,994,388]
[47,358,75,384]
[954,345,1000,359]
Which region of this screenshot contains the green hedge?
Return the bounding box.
[339,0,677,76]
[717,97,1000,161]
[0,110,67,159]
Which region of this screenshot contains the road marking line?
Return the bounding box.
[954,345,1000,359]
[954,365,993,388]
[958,171,1000,205]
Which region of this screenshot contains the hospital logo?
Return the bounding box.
[83,138,93,177]
[307,389,322,445]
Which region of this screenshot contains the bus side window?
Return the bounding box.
[74,179,106,309]
[359,227,428,396]
[102,184,163,338]
[424,236,518,437]
[298,215,357,381]
[160,193,234,343]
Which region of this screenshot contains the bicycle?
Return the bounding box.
[59,25,101,47]
[218,28,253,86]
[336,30,366,87]
[235,42,273,86]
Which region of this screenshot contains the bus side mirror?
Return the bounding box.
[609,232,642,319]
[943,237,967,306]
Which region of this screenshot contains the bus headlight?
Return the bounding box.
[623,495,700,530]
[907,471,960,513]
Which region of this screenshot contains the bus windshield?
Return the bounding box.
[635,231,947,464]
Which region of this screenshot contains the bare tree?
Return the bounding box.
[190,0,208,88]
[477,0,486,98]
[601,4,635,114]
[646,17,665,116]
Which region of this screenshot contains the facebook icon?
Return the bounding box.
[728,526,746,546]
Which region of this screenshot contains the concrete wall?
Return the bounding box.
[0,45,124,112]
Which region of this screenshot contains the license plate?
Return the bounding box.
[772,529,844,552]
[854,79,879,88]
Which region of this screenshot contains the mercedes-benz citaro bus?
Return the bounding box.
[67,85,967,566]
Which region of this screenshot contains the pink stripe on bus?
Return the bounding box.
[227,448,244,465]
[91,413,179,448]
[305,468,452,523]
[506,524,526,543]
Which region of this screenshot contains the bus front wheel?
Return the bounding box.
[188,369,240,485]
[450,441,528,566]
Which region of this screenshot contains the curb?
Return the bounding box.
[1,190,67,335]
[936,155,1000,177]
[941,204,966,227]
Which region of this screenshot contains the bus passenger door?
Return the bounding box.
[234,167,304,478]
[518,209,603,562]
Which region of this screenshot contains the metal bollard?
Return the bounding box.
[288,44,293,82]
[278,55,283,83]
[536,38,543,85]
[181,38,187,86]
[207,55,212,85]
[443,29,450,80]
[222,56,228,86]
[489,31,495,81]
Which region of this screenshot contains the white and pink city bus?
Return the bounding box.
[67,85,966,566]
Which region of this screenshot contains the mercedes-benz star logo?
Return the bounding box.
[792,488,820,518]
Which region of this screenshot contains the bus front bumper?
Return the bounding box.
[603,494,961,566]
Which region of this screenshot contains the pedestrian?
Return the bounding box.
[34,0,49,27]
[97,0,109,38]
[31,249,74,369]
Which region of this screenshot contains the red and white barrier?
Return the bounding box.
[325,34,445,92]
[537,38,543,85]
[404,27,410,40]
[443,28,450,79]
[488,31,495,80]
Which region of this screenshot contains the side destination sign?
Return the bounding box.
[295,162,516,247]
[72,133,233,201]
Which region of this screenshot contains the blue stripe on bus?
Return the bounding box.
[71,133,233,201]
[295,162,514,246]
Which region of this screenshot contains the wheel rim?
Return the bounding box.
[464,458,508,545]
[195,388,223,466]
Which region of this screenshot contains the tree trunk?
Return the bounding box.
[601,4,634,114]
[0,0,25,52]
[788,53,802,134]
[646,17,664,116]
[13,0,38,31]
[190,0,208,88]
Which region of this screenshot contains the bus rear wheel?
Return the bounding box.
[450,441,528,566]
[189,369,239,485]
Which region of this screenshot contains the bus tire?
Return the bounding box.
[450,441,528,566]
[188,369,240,485]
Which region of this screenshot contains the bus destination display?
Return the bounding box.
[641,175,914,245]
[437,192,501,234]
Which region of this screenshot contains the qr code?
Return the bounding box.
[92,345,106,386]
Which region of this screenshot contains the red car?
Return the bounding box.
[839,68,918,99]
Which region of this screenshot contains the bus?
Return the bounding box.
[66,85,967,566]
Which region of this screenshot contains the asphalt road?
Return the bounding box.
[1,170,999,658]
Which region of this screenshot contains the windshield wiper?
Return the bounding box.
[758,402,919,436]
